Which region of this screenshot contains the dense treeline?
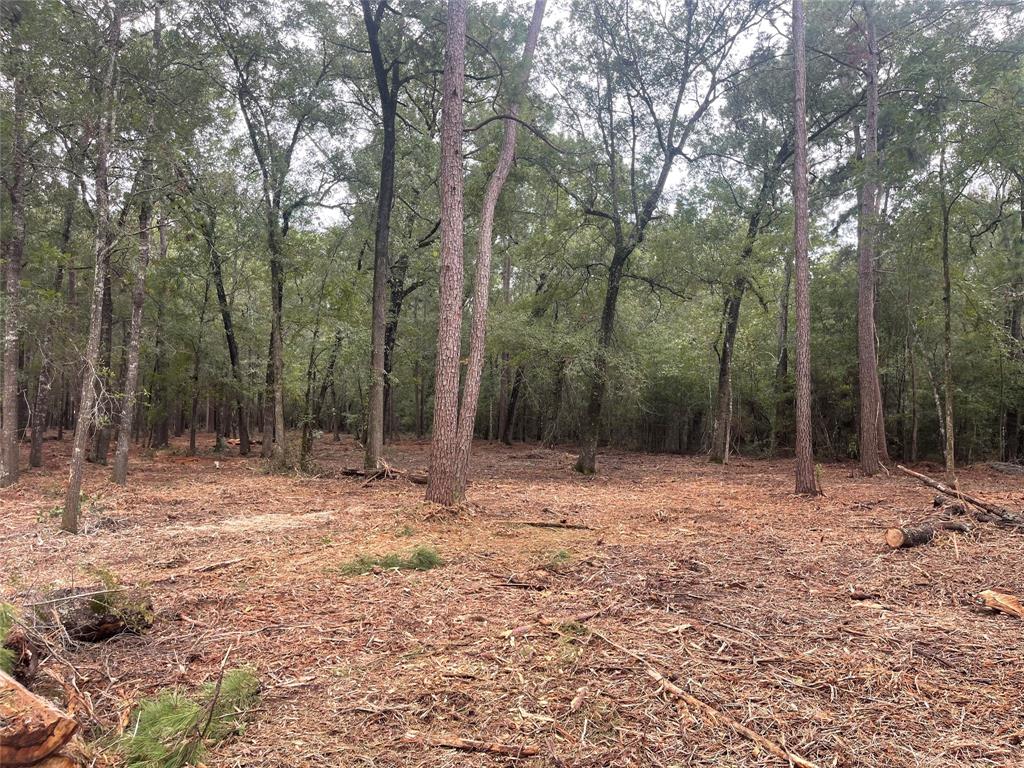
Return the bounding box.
[1,1,1022,505]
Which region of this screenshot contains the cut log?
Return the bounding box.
[0,669,78,766]
[897,465,1023,527]
[519,519,593,530]
[885,520,972,549]
[978,589,1023,619]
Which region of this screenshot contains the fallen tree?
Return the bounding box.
[896,465,1024,528]
[0,669,78,766]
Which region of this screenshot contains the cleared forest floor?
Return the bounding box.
[2,436,1023,767]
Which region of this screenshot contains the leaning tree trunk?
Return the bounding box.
[425,0,468,506]
[451,0,546,499]
[64,8,120,533]
[1,10,27,487]
[792,0,818,495]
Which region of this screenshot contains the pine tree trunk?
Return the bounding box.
[856,1,886,476]
[425,0,468,506]
[64,8,120,533]
[792,0,818,495]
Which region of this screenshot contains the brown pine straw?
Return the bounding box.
[588,627,822,768]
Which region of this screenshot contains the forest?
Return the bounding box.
[1,0,1023,767]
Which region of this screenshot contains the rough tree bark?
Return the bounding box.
[1,3,27,487]
[425,0,468,505]
[792,0,818,495]
[362,0,400,469]
[64,6,121,533]
[113,2,161,484]
[856,0,888,476]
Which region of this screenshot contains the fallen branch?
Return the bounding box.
[505,606,609,637]
[518,519,593,530]
[192,558,244,573]
[897,465,1023,526]
[587,628,822,768]
[885,520,972,549]
[978,589,1023,619]
[401,730,538,757]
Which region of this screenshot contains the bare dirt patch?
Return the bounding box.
[2,436,1022,767]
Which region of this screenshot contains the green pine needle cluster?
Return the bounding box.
[339,545,443,575]
[0,603,16,674]
[121,667,260,768]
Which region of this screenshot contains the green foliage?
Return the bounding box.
[121,668,260,768]
[0,603,16,674]
[339,545,443,576]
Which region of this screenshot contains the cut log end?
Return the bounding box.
[0,669,79,766]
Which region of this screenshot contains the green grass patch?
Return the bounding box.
[339,545,442,576]
[121,667,260,768]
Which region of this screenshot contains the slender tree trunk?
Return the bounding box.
[261,336,274,457]
[770,250,793,456]
[206,215,249,455]
[792,0,818,494]
[188,277,209,458]
[2,18,27,485]
[450,0,546,497]
[362,0,400,469]
[497,253,512,443]
[30,162,77,468]
[575,253,625,473]
[64,7,120,533]
[425,0,468,505]
[937,146,955,480]
[114,3,161,481]
[268,232,286,467]
[855,0,887,476]
[91,273,114,464]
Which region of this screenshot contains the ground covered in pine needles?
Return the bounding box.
[2,436,1022,767]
